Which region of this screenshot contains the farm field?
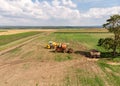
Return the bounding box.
[0,29,56,35]
[0,29,120,86]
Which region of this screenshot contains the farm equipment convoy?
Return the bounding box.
[46,41,73,53]
[46,41,101,57]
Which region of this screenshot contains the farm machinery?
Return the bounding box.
[55,43,73,53]
[90,49,101,58]
[55,43,67,53]
[46,41,73,53]
[46,41,59,49]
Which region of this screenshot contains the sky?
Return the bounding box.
[0,0,120,26]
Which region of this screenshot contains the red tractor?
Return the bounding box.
[55,43,73,53]
[55,43,67,53]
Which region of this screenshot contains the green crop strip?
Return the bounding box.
[0,31,41,46]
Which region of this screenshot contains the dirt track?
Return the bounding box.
[0,32,109,86]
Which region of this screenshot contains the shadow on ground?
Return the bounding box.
[74,51,90,58]
[100,52,120,58]
[74,51,120,59]
[48,49,120,60]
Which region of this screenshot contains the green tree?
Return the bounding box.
[98,38,114,51]
[98,14,120,56]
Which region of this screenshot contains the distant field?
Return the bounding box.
[0,31,41,46]
[0,29,119,86]
[0,30,30,35]
[0,30,7,32]
[57,28,108,32]
[0,29,56,35]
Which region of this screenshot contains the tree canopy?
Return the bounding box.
[98,14,120,56]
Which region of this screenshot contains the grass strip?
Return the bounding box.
[0,31,40,46]
[0,33,41,51]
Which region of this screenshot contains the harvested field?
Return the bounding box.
[57,28,108,33]
[0,29,119,86]
[0,29,56,35]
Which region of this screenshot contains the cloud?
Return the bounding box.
[0,0,80,20]
[39,0,80,19]
[62,0,77,8]
[81,6,120,18]
[0,0,120,26]
[77,0,104,3]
